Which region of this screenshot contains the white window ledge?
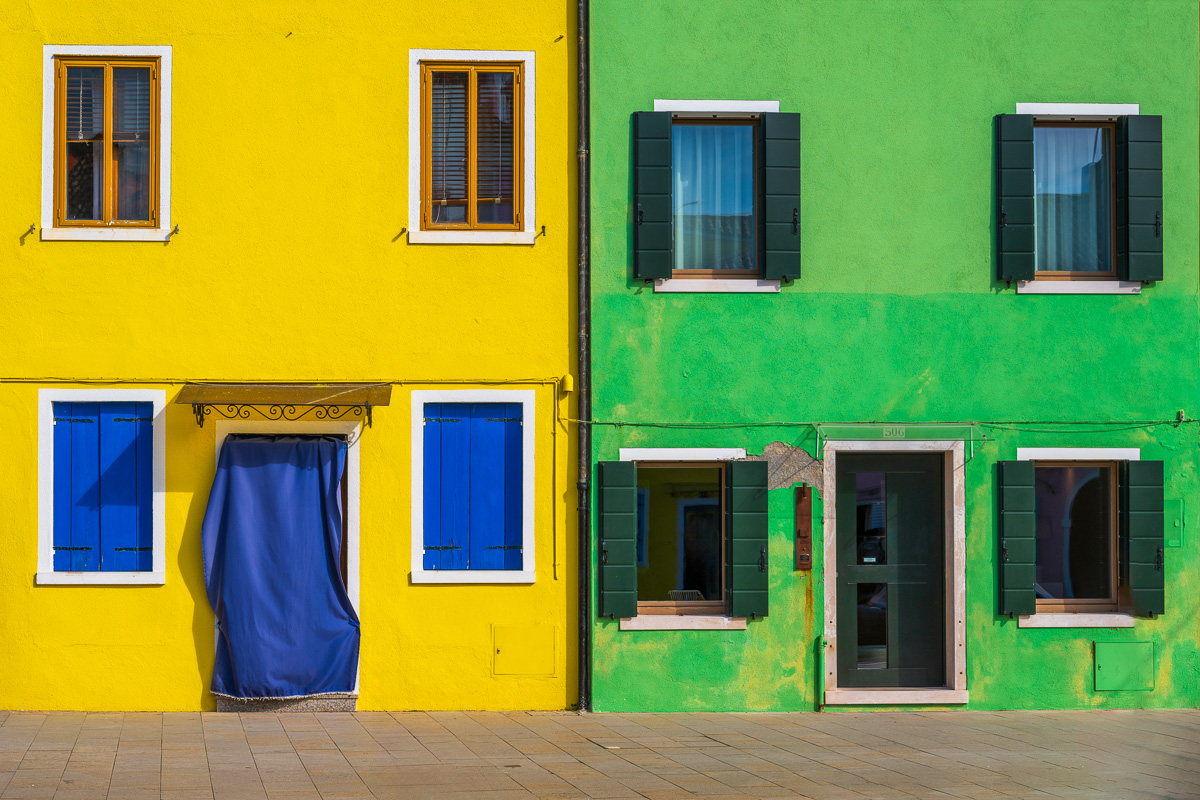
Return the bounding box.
[619,447,746,462]
[1017,448,1140,461]
[1018,613,1135,629]
[1016,281,1141,295]
[619,615,746,631]
[407,230,538,245]
[654,279,780,293]
[410,570,534,585]
[823,689,968,705]
[41,227,173,242]
[37,571,165,586]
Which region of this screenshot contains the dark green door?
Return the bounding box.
[836,453,945,688]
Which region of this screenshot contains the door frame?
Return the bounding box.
[214,419,362,693]
[821,440,967,706]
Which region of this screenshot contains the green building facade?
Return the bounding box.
[588,0,1200,711]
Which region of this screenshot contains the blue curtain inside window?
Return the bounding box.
[1035,126,1112,272]
[672,124,756,271]
[201,435,359,699]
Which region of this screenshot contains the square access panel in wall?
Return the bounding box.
[493,624,556,676]
[1094,642,1155,691]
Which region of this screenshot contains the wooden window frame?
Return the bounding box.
[635,461,727,615]
[670,116,761,279]
[54,56,160,229]
[420,61,523,232]
[1033,460,1120,613]
[1032,120,1118,281]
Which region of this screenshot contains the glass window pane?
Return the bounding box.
[429,71,469,224]
[113,67,153,221]
[672,123,756,271]
[1034,465,1113,600]
[1035,126,1112,272]
[64,66,104,221]
[476,71,515,225]
[857,583,887,669]
[636,467,721,602]
[855,471,886,565]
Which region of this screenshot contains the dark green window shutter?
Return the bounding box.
[633,111,672,280]
[1121,460,1165,617]
[998,460,1036,616]
[598,461,638,619]
[725,460,768,619]
[995,115,1035,282]
[760,112,801,281]
[1117,115,1163,282]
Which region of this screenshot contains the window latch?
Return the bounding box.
[1155,210,1163,238]
[1155,546,1164,571]
[758,545,767,573]
[636,203,643,225]
[791,208,799,235]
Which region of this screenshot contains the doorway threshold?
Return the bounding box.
[824,688,968,706]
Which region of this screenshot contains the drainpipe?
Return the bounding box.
[576,0,592,712]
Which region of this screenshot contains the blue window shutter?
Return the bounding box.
[502,403,523,570]
[135,403,153,570]
[69,402,101,571]
[100,403,138,571]
[424,403,470,570]
[469,404,507,570]
[52,403,73,571]
[423,402,444,569]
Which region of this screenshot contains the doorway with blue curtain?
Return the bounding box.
[201,433,360,701]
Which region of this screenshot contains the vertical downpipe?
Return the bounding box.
[576,0,592,712]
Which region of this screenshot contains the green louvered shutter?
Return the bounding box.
[633,111,672,280]
[995,115,1035,282]
[1121,460,1165,617]
[998,460,1036,616]
[761,112,801,281]
[726,460,768,618]
[1118,115,1164,282]
[598,461,638,619]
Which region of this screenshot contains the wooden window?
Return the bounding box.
[1033,461,1118,613]
[635,462,726,615]
[52,402,154,572]
[421,61,522,231]
[54,57,160,228]
[1032,120,1117,280]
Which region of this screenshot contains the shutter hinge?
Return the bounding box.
[424,546,462,551]
[1000,207,1007,227]
[1155,211,1163,238]
[485,546,522,550]
[54,417,94,423]
[1155,546,1164,571]
[600,542,608,564]
[758,545,767,573]
[792,208,799,235]
[637,203,643,225]
[53,546,93,551]
[114,547,152,552]
[1001,544,1009,563]
[114,417,153,422]
[485,417,521,423]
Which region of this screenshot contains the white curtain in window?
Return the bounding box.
[1035,127,1111,273]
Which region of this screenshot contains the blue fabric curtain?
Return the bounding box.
[201,435,359,699]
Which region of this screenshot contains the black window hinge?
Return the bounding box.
[1001,544,1009,563]
[54,417,94,423]
[1155,546,1164,571]
[1000,207,1007,227]
[114,417,153,422]
[1156,211,1163,238]
[485,546,523,550]
[424,418,463,423]
[791,208,799,235]
[758,545,767,573]
[600,542,608,564]
[485,418,522,423]
[424,546,462,551]
[114,547,152,552]
[53,546,93,551]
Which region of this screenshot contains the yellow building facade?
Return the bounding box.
[0,2,578,711]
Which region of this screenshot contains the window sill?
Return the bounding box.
[619,615,746,631]
[410,569,535,584]
[823,688,968,705]
[407,230,538,245]
[36,571,165,586]
[41,227,172,242]
[1018,613,1135,628]
[653,278,781,293]
[1016,280,1141,295]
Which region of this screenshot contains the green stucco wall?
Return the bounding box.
[589,0,1200,711]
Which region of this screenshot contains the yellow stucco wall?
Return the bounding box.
[0,2,577,711]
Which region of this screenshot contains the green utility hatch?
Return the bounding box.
[1094,642,1155,691]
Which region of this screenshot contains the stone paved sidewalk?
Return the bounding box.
[1,709,1198,800]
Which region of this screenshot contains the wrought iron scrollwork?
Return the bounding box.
[192,403,371,427]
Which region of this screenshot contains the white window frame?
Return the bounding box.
[37,388,167,585]
[1012,101,1143,295]
[40,45,173,242]
[407,49,536,245]
[1015,446,1139,627]
[650,99,782,293]
[410,389,536,583]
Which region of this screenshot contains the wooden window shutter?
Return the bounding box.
[98,403,152,571]
[1120,460,1165,617]
[725,460,769,619]
[1117,115,1164,282]
[53,402,100,572]
[995,115,1035,282]
[633,111,672,280]
[598,461,638,619]
[998,460,1036,616]
[760,112,801,281]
